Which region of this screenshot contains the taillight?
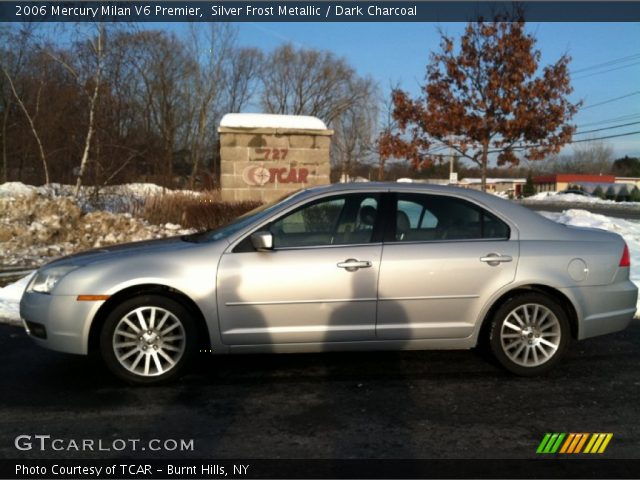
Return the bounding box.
[620,243,631,267]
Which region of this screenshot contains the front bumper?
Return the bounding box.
[19,291,103,355]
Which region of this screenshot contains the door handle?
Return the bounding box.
[480,253,513,266]
[337,258,372,272]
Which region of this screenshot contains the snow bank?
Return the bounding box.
[0,181,197,269]
[1,181,201,215]
[541,193,615,204]
[1,195,194,267]
[526,191,640,206]
[0,273,34,326]
[0,181,38,198]
[527,191,556,200]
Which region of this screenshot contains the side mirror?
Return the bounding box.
[250,231,273,251]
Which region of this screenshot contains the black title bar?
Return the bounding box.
[4,458,640,479]
[1,1,640,22]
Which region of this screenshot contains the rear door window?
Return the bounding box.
[392,193,510,242]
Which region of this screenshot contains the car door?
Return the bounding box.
[217,192,383,345]
[376,192,518,340]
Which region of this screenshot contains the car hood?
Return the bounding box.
[45,236,198,268]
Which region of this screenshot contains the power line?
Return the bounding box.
[581,91,640,110]
[573,61,640,81]
[571,53,640,74]
[574,121,640,135]
[577,113,640,128]
[492,130,640,154]
[422,123,640,155]
[570,130,640,143]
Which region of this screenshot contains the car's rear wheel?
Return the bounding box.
[99,295,196,384]
[489,293,570,376]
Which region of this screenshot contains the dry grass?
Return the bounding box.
[139,192,262,231]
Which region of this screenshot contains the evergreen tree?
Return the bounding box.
[523,172,536,197]
[593,186,605,200]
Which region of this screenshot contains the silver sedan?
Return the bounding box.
[20,183,638,384]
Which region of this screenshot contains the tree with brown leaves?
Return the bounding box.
[379,17,581,191]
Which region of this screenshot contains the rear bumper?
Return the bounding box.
[560,280,638,340]
[19,291,102,355]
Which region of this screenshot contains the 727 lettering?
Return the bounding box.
[254,148,288,160]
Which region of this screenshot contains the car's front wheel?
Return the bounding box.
[99,295,196,384]
[489,293,570,376]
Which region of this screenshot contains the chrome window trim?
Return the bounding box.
[272,242,384,252]
[393,191,514,243]
[383,237,511,246]
[225,188,389,253]
[223,186,519,253]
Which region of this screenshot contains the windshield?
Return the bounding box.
[183,190,304,243]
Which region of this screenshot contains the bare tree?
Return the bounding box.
[45,24,106,196]
[128,29,194,184]
[184,24,236,188]
[376,83,401,181]
[0,26,30,183]
[331,78,379,181]
[572,139,614,174]
[225,47,263,113]
[260,43,372,125]
[540,140,614,174]
[0,25,50,184]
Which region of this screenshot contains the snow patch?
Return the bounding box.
[0,273,34,325]
[0,183,195,267]
[0,181,37,198]
[526,191,640,206]
[492,191,510,199]
[527,191,557,200]
[220,113,327,130]
[542,193,612,204]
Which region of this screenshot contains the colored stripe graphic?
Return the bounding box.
[536,433,552,454]
[537,433,565,453]
[560,433,589,453]
[538,433,613,454]
[559,433,575,453]
[584,433,614,454]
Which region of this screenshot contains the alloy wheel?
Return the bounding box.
[499,303,561,368]
[112,306,186,377]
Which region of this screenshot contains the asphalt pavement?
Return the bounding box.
[1,320,640,463]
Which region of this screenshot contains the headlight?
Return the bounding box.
[26,265,80,294]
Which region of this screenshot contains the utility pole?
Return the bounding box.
[449,153,458,184]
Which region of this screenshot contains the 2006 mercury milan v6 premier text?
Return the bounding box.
[20,183,638,384]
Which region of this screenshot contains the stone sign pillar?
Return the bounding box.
[218,113,333,202]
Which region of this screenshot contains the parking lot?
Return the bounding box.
[1,320,640,466]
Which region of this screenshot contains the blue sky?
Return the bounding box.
[230,21,640,159]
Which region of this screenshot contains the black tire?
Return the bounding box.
[488,293,570,376]
[99,295,197,385]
